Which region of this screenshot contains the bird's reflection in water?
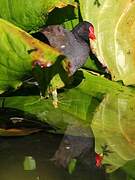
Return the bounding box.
[52,122,107,179]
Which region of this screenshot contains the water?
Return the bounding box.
[0,132,106,180]
[0,128,134,180]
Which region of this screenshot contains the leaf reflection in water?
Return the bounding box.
[92,93,135,173]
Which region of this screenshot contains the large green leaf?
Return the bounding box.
[79,0,135,85]
[0,69,133,126]
[0,18,69,94]
[0,0,76,32]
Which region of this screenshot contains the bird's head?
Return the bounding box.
[72,21,96,43]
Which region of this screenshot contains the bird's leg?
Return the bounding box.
[51,88,58,108]
[32,59,67,108]
[39,83,58,108]
[45,84,58,108]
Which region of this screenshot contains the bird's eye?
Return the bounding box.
[89,25,96,40]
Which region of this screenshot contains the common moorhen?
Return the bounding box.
[41,21,96,75]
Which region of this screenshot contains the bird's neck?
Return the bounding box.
[73,32,90,46]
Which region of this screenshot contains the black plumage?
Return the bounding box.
[41,21,95,75]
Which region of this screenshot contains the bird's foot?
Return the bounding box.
[39,87,58,108]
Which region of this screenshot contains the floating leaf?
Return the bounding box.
[23,156,36,171]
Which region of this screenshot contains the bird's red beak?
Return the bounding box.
[89,25,96,41]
